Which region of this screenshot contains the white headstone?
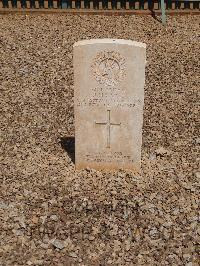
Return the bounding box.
[73,39,146,171]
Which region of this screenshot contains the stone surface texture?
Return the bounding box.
[74,39,146,171]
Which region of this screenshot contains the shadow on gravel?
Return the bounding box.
[60,136,75,164]
[150,10,162,23]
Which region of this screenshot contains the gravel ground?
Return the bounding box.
[0,14,200,265]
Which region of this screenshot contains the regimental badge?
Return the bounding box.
[92,50,126,87]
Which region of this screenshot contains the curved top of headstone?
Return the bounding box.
[73,39,146,48]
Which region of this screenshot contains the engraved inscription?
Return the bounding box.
[92,51,126,87]
[95,110,121,148]
[84,152,135,164]
[76,97,138,108]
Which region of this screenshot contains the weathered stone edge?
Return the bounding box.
[73,39,146,48]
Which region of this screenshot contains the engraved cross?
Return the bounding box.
[95,110,121,148]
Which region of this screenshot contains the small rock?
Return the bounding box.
[155,147,169,156]
[64,237,73,247]
[185,262,193,266]
[114,240,121,252]
[195,138,200,144]
[52,239,65,250]
[134,228,140,241]
[40,243,49,249]
[100,243,105,248]
[194,172,200,179]
[50,214,59,221]
[32,216,39,224]
[0,202,8,209]
[32,259,43,266]
[12,229,24,236]
[88,235,95,241]
[125,240,131,251]
[149,227,159,239]
[163,221,173,227]
[40,215,47,224]
[19,218,26,229]
[149,152,156,160]
[68,251,78,258]
[183,254,191,259]
[92,226,99,235]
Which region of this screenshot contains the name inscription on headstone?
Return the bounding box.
[74,39,146,171]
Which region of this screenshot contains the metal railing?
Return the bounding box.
[0,0,199,9]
